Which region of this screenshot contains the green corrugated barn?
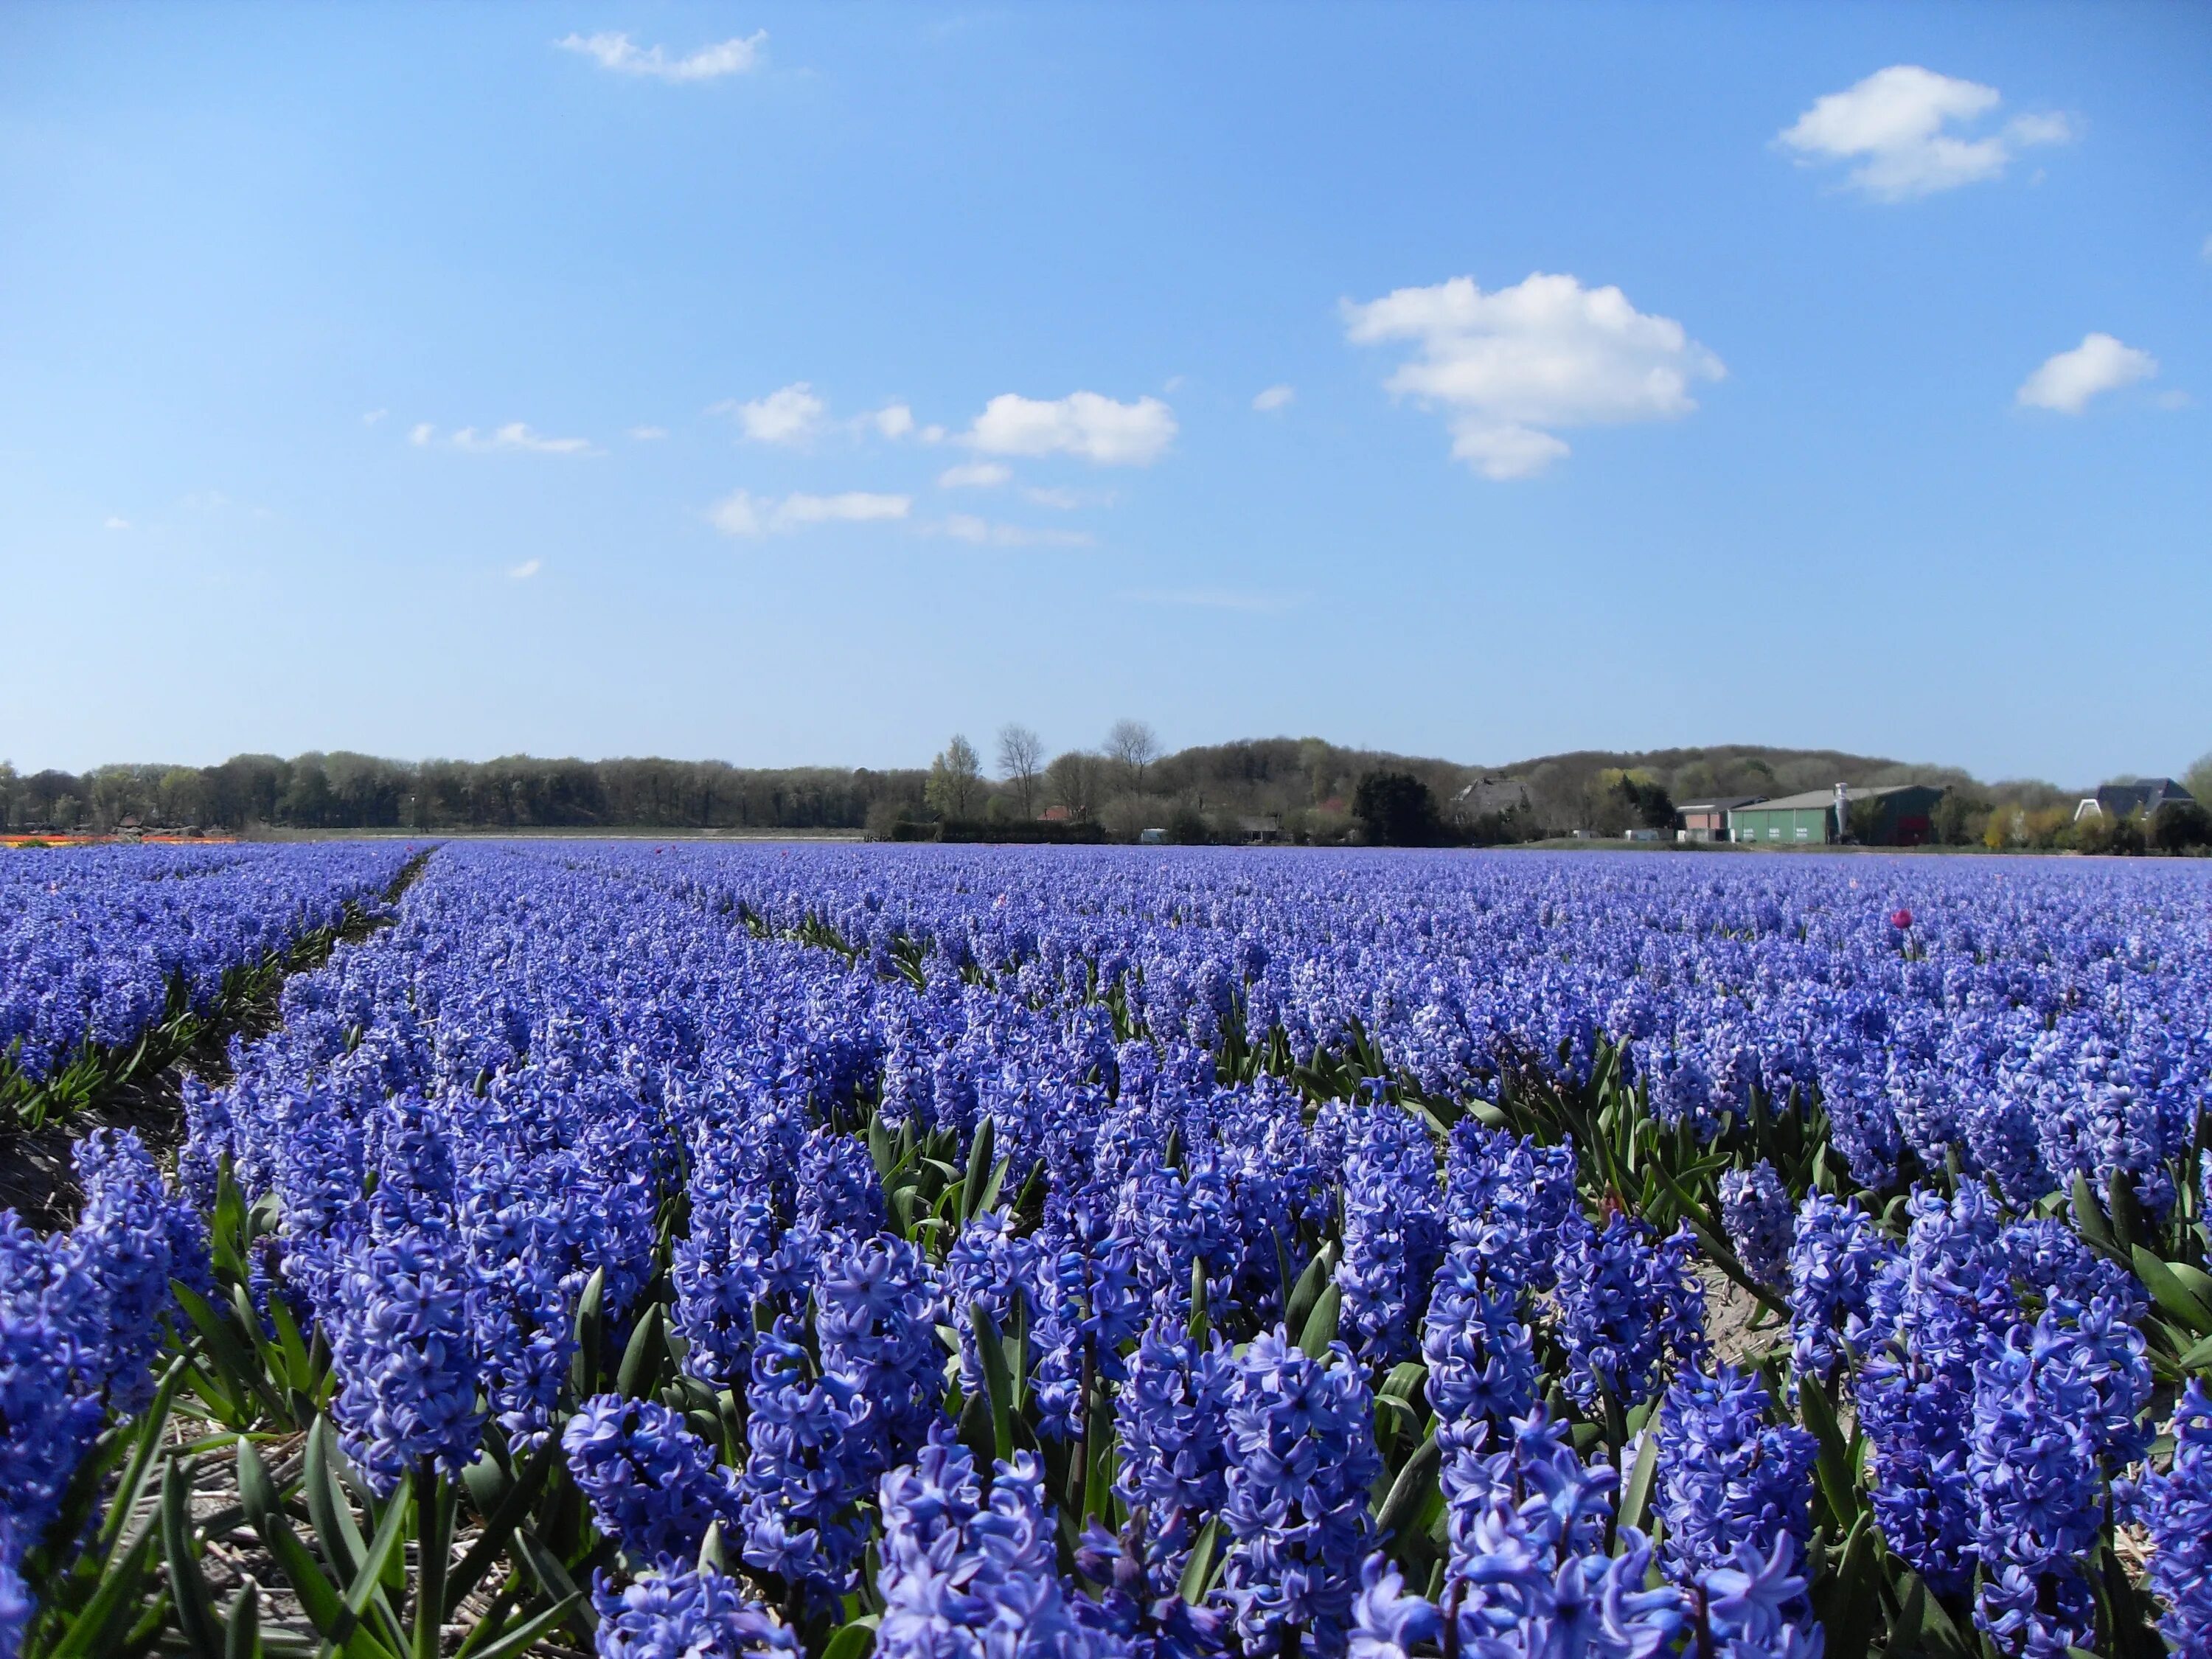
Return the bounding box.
[1727,784,1945,847]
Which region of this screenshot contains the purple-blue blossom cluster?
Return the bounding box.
[10,839,2210,1659]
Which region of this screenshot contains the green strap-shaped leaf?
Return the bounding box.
[616,1304,667,1399]
[970,1303,1015,1464]
[1298,1283,1342,1360]
[445,1439,559,1619]
[456,1593,585,1659]
[1374,1427,1441,1543]
[961,1119,998,1222]
[44,1527,158,1659]
[172,1280,291,1422]
[1615,1432,1660,1540]
[512,1527,597,1638]
[224,1579,262,1659]
[571,1267,608,1399]
[161,1459,227,1659]
[2134,1246,2212,1337]
[1178,1517,1222,1604]
[820,1615,880,1659]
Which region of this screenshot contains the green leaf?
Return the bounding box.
[1615,1432,1660,1540]
[2072,1174,2119,1258]
[1811,1517,1875,1659]
[571,1267,608,1399]
[1284,1245,1335,1337]
[961,1119,997,1222]
[1187,1257,1209,1345]
[971,1303,1015,1464]
[512,1528,596,1638]
[335,1466,414,1649]
[44,1528,158,1659]
[172,1280,291,1422]
[1178,1517,1222,1604]
[821,1615,881,1659]
[616,1303,667,1399]
[1795,1374,1862,1530]
[456,1593,585,1659]
[445,1439,559,1619]
[305,1416,369,1587]
[1297,1283,1342,1360]
[161,1458,228,1659]
[2133,1246,2212,1337]
[224,1579,262,1659]
[1374,1427,1441,1543]
[99,1358,187,1551]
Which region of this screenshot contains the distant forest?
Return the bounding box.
[1,734,2138,845]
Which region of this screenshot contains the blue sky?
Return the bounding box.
[2,4,2205,784]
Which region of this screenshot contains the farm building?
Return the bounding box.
[1676,796,1765,842]
[1728,783,1945,847]
[2073,777,2197,823]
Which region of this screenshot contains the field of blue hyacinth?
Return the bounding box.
[4,841,2212,1659]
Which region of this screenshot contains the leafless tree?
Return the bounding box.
[1104,719,1161,792]
[997,723,1046,819]
[1046,751,1103,820]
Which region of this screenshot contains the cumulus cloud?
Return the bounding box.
[451,423,596,455]
[1778,66,2073,200]
[1343,271,1722,479]
[964,392,1177,465]
[409,423,435,446]
[557,30,765,81]
[1252,384,1295,413]
[628,425,668,441]
[710,489,911,537]
[936,515,1094,549]
[509,559,543,580]
[723,383,827,445]
[870,404,916,439]
[939,462,1011,489]
[2016,333,2157,414]
[362,408,387,425]
[103,516,129,531]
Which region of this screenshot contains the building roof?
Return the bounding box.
[2095,778,2196,817]
[1677,796,1766,813]
[1731,784,1938,813]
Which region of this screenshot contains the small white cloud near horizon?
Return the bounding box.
[628,425,668,441]
[1343,271,1723,479]
[509,559,543,580]
[557,30,765,81]
[2017,333,2158,414]
[965,392,1177,466]
[409,423,434,446]
[103,516,129,531]
[1252,385,1295,413]
[870,404,916,439]
[723,383,827,446]
[1778,66,2074,200]
[710,489,911,537]
[936,515,1093,549]
[451,423,596,455]
[362,409,387,425]
[939,462,1012,489]
[1124,587,1306,615]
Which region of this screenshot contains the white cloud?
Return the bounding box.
[939,462,1011,490]
[1343,271,1722,479]
[964,392,1177,465]
[509,559,543,580]
[2016,333,2157,414]
[937,515,1094,549]
[710,489,912,537]
[2201,233,2212,263]
[103,516,129,531]
[629,425,668,441]
[451,422,595,455]
[1778,66,2073,200]
[409,423,435,446]
[362,408,387,425]
[1252,384,1295,413]
[723,383,827,445]
[557,30,765,81]
[1023,487,1088,509]
[871,404,915,439]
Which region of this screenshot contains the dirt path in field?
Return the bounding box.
[0,848,437,1228]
